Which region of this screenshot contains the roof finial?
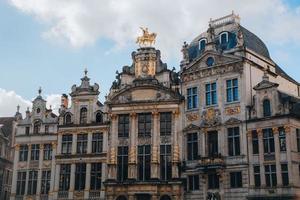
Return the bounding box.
[84,68,88,76]
[262,69,269,81]
[17,105,20,112]
[26,107,30,112]
[38,87,42,95]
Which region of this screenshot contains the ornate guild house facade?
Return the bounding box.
[9,13,300,200]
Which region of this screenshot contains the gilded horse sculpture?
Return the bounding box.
[136,27,157,47]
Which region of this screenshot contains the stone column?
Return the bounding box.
[36,144,44,196]
[172,110,180,178]
[284,125,293,185]
[273,127,282,186]
[10,145,20,199]
[57,133,62,155]
[257,129,265,186]
[53,164,60,200]
[128,113,137,180]
[87,132,92,154]
[151,111,159,179]
[247,130,254,187]
[49,142,57,199]
[72,134,77,154]
[84,163,91,199]
[69,163,76,198]
[108,114,117,180]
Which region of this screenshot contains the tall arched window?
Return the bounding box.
[80,107,88,124]
[96,112,103,123]
[33,121,41,134]
[65,113,72,125]
[263,99,271,117]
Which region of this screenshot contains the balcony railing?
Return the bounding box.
[89,190,101,199]
[58,191,69,199]
[198,154,225,171]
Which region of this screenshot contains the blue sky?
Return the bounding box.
[0,0,300,116]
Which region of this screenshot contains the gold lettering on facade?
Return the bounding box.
[225,106,241,115]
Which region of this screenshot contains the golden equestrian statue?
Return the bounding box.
[136,27,157,47]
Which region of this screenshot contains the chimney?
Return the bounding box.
[61,94,69,108]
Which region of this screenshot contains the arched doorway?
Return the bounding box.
[160,195,172,200]
[116,196,127,200]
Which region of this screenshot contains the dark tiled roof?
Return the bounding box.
[0,117,14,137]
[240,26,270,59]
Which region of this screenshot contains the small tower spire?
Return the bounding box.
[84,68,88,76]
[38,87,42,95]
[17,105,20,113]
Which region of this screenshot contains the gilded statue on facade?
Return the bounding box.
[136,27,157,47]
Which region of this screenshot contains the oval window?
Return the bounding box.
[206,57,214,67]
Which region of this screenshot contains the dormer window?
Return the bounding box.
[80,107,88,124]
[220,32,229,44]
[64,113,72,125]
[199,38,206,52]
[36,108,40,114]
[96,112,103,123]
[33,121,41,134]
[263,99,271,117]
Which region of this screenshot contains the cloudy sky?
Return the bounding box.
[0,0,300,117]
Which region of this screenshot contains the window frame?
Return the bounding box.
[263,128,275,154]
[281,164,289,186]
[188,175,200,191]
[138,113,152,137]
[90,163,102,190]
[228,127,240,156]
[16,171,26,195]
[226,78,239,103]
[265,164,277,187]
[199,38,206,52]
[230,171,243,188]
[43,144,52,160]
[160,112,172,136]
[205,82,217,106]
[254,165,261,187]
[263,99,271,117]
[187,132,198,161]
[160,144,172,181]
[137,145,151,181]
[80,107,88,124]
[30,144,40,161]
[61,134,72,155]
[117,146,128,182]
[187,87,198,110]
[27,170,38,195]
[59,164,71,191]
[118,114,129,138]
[19,145,28,162]
[41,170,51,194]
[77,134,88,154]
[92,132,103,154]
[75,163,86,191]
[252,130,259,154]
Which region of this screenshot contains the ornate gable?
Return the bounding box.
[183,123,201,132]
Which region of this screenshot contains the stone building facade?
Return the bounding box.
[180,13,300,200]
[0,117,15,200]
[9,13,300,200]
[53,71,109,200]
[10,89,58,200]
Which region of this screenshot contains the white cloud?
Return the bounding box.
[0,88,61,117]
[8,0,300,61]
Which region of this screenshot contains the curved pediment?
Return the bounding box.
[107,82,182,105]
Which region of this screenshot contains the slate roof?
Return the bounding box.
[0,117,14,137]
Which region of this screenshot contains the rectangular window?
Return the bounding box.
[160,112,172,136]
[43,144,52,160]
[59,164,71,191]
[92,132,103,154]
[187,133,198,160]
[188,175,199,191]
[30,144,40,161]
[160,144,172,181]
[138,113,151,137]
[252,131,259,154]
[297,129,300,152]
[279,127,286,152]
[118,114,129,138]
[45,125,49,134]
[263,129,275,154]
[117,146,128,181]
[16,171,26,195]
[62,134,72,154]
[91,163,102,190]
[208,131,218,157]
[75,163,86,191]
[25,127,30,135]
[281,164,289,186]
[205,82,217,106]
[19,145,28,162]
[77,134,88,154]
[265,164,277,187]
[226,78,239,102]
[208,173,219,189]
[41,170,51,194]
[254,166,261,187]
[228,127,240,156]
[187,87,198,110]
[230,171,242,188]
[138,145,151,181]
[27,170,38,195]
